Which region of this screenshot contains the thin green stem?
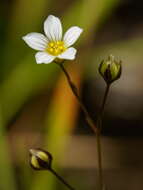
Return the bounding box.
[50,168,76,190]
[57,63,97,134]
[100,84,110,117]
[96,84,110,190]
[96,129,102,190]
[57,63,110,190]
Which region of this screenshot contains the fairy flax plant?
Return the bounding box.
[23,15,122,190]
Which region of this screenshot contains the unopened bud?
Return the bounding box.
[99,55,122,84]
[29,148,53,170]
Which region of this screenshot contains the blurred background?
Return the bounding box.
[0,0,143,189]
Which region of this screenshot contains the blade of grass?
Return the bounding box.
[2,0,52,77]
[0,107,17,190]
[63,0,120,40]
[0,55,59,126]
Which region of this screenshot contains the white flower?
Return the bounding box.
[22,15,83,64]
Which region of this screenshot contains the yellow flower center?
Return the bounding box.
[46,41,66,56]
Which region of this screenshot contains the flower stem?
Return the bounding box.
[100,84,110,116]
[57,63,110,190]
[96,84,110,190]
[57,63,97,133]
[50,168,76,190]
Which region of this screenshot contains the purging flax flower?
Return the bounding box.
[22,15,83,64]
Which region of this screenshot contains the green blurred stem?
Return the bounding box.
[50,168,76,190]
[0,109,16,190]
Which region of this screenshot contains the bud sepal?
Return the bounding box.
[99,55,122,84]
[29,148,53,170]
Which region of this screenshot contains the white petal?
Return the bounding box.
[58,47,77,60]
[35,52,55,64]
[22,33,48,51]
[44,15,62,41]
[63,26,83,47]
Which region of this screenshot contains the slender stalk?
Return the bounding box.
[57,63,110,190]
[96,84,110,190]
[50,168,75,190]
[96,129,102,190]
[57,63,97,133]
[100,84,110,117]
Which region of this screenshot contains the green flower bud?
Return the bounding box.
[29,148,53,170]
[99,55,122,84]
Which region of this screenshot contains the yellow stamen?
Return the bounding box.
[49,42,54,47]
[46,41,66,56]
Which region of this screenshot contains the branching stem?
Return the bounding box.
[57,62,110,190]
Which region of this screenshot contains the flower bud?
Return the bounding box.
[29,148,53,170]
[99,55,122,84]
